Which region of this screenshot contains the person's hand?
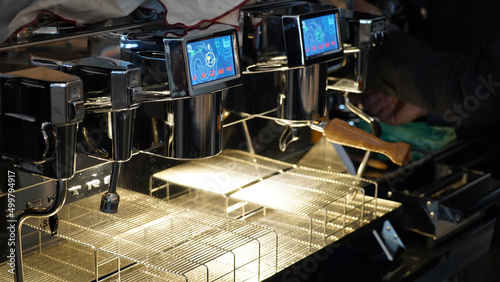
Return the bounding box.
[353,0,383,15]
[349,91,428,126]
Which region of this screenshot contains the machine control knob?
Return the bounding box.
[68,185,82,196]
[68,100,85,122]
[127,86,142,106]
[86,179,100,190]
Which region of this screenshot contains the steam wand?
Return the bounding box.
[99,108,137,214]
[100,161,122,213]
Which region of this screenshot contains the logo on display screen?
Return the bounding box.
[301,14,339,58]
[187,35,236,86]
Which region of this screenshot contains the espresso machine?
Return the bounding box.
[0,1,437,281]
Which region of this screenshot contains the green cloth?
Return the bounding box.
[357,121,456,162]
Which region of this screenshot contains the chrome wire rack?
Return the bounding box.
[152,149,401,270]
[0,188,277,281]
[0,150,400,281]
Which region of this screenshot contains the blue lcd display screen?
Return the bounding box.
[301,14,339,58]
[186,35,236,86]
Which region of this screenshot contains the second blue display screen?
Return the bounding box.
[301,14,339,58]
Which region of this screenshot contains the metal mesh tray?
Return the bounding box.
[152,149,401,269]
[0,150,400,281]
[0,188,277,281]
[152,149,294,196]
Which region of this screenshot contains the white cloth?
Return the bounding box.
[0,0,248,43]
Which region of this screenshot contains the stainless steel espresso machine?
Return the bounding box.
[6,1,496,281]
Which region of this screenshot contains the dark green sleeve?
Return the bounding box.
[366,24,500,131]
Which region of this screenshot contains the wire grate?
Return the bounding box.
[0,150,400,281]
[2,188,277,281]
[155,149,401,275]
[153,149,295,196]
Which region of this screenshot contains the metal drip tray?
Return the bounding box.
[0,150,400,281]
[0,189,277,281]
[152,149,401,268]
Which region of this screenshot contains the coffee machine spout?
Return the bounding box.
[279,126,300,152]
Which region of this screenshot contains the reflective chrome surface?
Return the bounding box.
[225,1,340,151]
[227,63,327,121]
[281,64,328,121]
[165,92,223,159]
[331,11,386,92]
[129,50,168,89]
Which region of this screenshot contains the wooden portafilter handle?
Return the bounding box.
[324,118,411,166]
